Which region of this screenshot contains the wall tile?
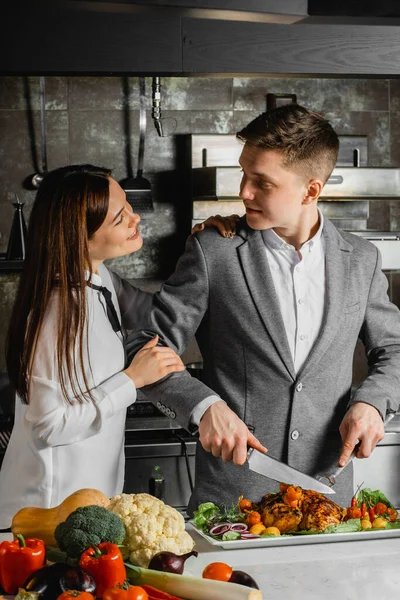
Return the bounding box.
[0,274,20,371]
[389,199,400,231]
[0,110,69,252]
[0,77,67,111]
[161,78,233,110]
[68,76,147,110]
[233,78,389,113]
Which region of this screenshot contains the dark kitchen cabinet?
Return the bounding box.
[181,18,400,75]
[0,6,182,74]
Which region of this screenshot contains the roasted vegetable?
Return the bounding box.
[0,534,46,594]
[12,489,110,546]
[55,505,125,559]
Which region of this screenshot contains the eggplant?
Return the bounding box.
[229,570,259,589]
[60,566,96,595]
[24,563,70,599]
[23,562,96,600]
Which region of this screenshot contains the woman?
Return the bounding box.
[0,164,238,528]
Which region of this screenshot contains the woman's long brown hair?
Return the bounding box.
[6,164,112,404]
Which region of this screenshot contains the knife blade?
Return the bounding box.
[247,448,336,495]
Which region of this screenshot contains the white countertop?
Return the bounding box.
[185,525,400,600]
[1,530,400,600]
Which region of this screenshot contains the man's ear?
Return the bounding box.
[303,179,324,205]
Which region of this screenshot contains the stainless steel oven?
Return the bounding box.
[123,405,197,514]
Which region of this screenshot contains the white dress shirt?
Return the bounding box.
[261,210,326,373]
[190,211,326,425]
[0,265,136,528]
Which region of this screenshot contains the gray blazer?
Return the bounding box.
[121,217,400,513]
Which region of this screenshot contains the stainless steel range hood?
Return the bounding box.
[192,166,400,199]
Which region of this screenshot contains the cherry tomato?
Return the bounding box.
[246,510,262,527]
[386,507,398,522]
[283,486,302,507]
[58,592,95,600]
[202,562,233,582]
[103,584,149,600]
[238,498,252,512]
[280,483,290,493]
[346,506,362,520]
[374,502,387,516]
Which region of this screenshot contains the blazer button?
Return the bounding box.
[291,430,300,440]
[170,411,176,419]
[165,407,172,417]
[295,382,303,392]
[156,401,162,409]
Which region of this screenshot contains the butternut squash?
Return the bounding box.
[11,488,110,546]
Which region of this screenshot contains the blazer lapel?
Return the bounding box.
[237,227,296,381]
[298,219,353,379]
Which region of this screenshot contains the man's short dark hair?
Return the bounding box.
[237,104,339,183]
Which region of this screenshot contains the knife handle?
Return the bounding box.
[328,412,396,483]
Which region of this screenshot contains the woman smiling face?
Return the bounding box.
[88,177,143,271]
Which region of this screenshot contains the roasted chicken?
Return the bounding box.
[255,484,345,533]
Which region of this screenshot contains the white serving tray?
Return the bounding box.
[190,522,400,550]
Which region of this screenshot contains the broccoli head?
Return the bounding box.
[54,504,126,558]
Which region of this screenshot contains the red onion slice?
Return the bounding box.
[209,523,231,536]
[230,523,248,532]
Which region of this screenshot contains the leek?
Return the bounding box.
[125,562,263,600]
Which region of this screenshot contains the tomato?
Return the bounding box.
[386,507,398,522]
[280,483,290,493]
[103,583,149,600]
[346,506,362,520]
[238,498,252,512]
[202,562,233,582]
[246,510,262,527]
[57,592,95,600]
[374,502,387,516]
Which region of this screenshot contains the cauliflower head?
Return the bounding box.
[108,493,195,567]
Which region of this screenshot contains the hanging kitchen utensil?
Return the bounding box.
[121,77,154,212]
[6,194,28,260]
[31,76,48,189]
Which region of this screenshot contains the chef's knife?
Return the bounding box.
[316,412,396,487]
[247,448,336,495]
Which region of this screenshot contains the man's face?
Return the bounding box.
[239,143,310,231]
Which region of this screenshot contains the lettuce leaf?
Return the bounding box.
[356,488,394,509]
[291,519,362,535]
[192,502,220,530]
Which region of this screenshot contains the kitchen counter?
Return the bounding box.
[185,525,400,600]
[1,529,400,600]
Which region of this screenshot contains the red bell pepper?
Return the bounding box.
[0,534,46,594]
[140,585,184,600]
[80,543,126,598]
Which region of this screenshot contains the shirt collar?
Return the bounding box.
[262,208,324,253]
[85,270,103,286]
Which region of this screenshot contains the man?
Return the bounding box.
[120,104,400,512]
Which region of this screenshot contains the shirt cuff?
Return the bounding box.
[189,395,225,427]
[100,371,137,416]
